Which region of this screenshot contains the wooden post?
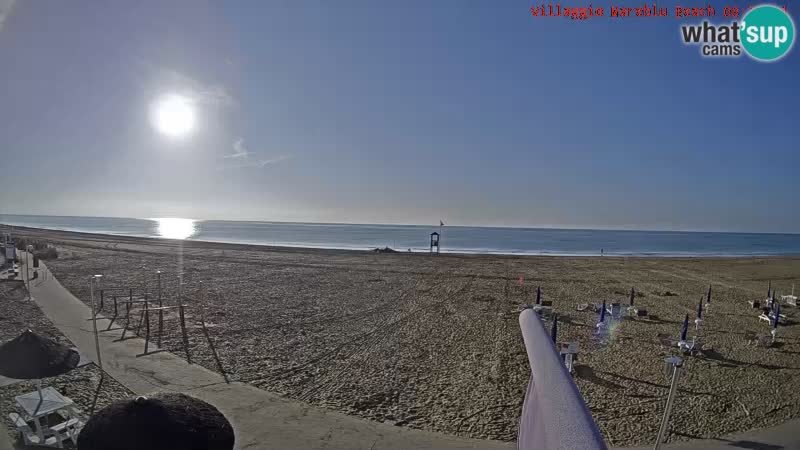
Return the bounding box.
[120,296,131,340]
[135,294,147,336]
[178,279,191,364]
[106,296,118,331]
[198,281,228,382]
[143,299,151,354]
[90,276,104,372]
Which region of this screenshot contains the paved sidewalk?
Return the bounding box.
[17,255,511,449]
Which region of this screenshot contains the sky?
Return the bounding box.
[0,1,798,233]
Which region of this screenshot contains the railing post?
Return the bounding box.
[654,357,684,449]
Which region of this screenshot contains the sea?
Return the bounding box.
[1,214,799,257]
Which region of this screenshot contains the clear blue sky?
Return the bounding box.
[0,1,798,232]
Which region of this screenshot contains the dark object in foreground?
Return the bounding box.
[0,330,79,380]
[78,393,235,450]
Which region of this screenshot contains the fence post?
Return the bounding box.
[178,276,191,364]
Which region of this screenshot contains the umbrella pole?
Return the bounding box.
[33,379,44,416]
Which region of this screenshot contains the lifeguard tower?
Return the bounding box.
[430,232,440,255]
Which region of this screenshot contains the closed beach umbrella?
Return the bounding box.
[707,285,711,304]
[551,314,558,343]
[680,314,689,341]
[78,393,234,450]
[774,304,781,329]
[768,282,771,299]
[697,300,703,320]
[536,286,542,305]
[629,287,635,306]
[0,330,79,380]
[599,300,607,323]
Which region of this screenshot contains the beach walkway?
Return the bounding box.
[17,255,511,449]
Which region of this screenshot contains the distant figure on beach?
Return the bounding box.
[601,248,604,256]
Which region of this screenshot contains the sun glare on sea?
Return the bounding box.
[150,94,196,138]
[154,218,196,240]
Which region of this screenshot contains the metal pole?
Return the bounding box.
[24,247,31,300]
[24,249,29,300]
[142,265,148,300]
[90,275,104,372]
[157,270,163,347]
[654,358,683,449]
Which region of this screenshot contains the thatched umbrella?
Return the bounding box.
[78,393,234,450]
[0,330,79,410]
[0,330,79,380]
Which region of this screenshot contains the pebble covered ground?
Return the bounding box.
[0,281,134,444]
[17,228,800,447]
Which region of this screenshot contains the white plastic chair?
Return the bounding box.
[8,412,58,447]
[51,417,83,446]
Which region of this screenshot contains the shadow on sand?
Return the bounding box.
[672,432,783,450]
[703,349,798,371]
[574,365,625,391]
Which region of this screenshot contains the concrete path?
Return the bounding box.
[17,255,511,449]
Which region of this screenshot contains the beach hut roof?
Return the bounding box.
[0,330,79,380]
[430,231,439,236]
[78,393,234,450]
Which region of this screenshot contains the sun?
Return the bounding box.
[150,94,196,138]
[154,218,196,240]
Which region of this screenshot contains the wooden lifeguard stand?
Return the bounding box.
[430,232,440,255]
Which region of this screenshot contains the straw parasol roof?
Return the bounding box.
[78,392,235,450]
[0,330,79,380]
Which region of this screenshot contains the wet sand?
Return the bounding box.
[6,226,800,447]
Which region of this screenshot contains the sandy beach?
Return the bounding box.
[5,226,800,447]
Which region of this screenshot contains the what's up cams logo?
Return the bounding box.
[680,5,795,61]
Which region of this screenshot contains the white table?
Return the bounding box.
[15,387,75,442]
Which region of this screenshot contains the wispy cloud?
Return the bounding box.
[223,139,251,159]
[137,62,236,107]
[219,138,290,170]
[0,0,16,32]
[162,68,236,107]
[223,155,290,170]
[253,155,290,167]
